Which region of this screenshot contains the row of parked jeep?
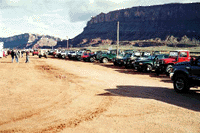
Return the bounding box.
[49,48,200,93]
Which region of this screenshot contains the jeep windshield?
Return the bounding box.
[169,51,178,57]
[124,53,132,58]
[148,55,156,60]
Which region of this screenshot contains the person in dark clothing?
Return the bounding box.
[11,50,15,63]
[25,50,29,63]
[15,50,19,63]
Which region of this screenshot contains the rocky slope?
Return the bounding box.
[0,33,60,49]
[71,3,200,47]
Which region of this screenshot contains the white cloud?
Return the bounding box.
[0,0,199,39]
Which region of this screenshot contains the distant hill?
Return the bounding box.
[1,3,200,49]
[0,33,61,49]
[70,2,200,47]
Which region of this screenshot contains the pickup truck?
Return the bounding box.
[155,50,191,76]
[170,57,200,93]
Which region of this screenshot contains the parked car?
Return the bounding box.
[68,51,77,59]
[58,50,69,59]
[155,50,191,76]
[134,54,169,72]
[113,53,133,66]
[124,52,141,68]
[82,52,96,62]
[48,49,54,55]
[38,49,48,58]
[97,49,122,63]
[53,49,62,58]
[170,57,200,93]
[32,49,39,56]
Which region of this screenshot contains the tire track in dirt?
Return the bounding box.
[0,57,114,133]
[37,97,113,133]
[0,58,82,132]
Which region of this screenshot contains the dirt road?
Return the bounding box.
[0,56,199,133]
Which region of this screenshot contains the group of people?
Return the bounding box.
[10,50,29,63]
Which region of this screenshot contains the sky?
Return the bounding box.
[0,0,199,39]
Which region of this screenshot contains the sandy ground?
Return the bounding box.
[0,55,199,133]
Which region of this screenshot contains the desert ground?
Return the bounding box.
[0,55,199,133]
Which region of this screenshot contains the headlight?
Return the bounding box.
[139,62,143,65]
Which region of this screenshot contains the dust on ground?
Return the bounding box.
[0,56,199,133]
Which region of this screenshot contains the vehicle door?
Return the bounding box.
[109,50,116,59]
[190,57,200,80]
[178,51,188,62]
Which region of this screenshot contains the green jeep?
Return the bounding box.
[97,50,122,63]
[134,54,169,72]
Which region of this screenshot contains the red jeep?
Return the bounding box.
[155,50,191,76]
[32,49,39,56]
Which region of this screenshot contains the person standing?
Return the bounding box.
[15,50,19,63]
[21,50,24,58]
[25,50,29,63]
[11,50,15,63]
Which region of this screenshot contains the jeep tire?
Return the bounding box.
[90,57,94,62]
[166,65,173,76]
[145,64,152,72]
[62,55,65,59]
[102,58,108,63]
[173,74,190,93]
[77,56,81,61]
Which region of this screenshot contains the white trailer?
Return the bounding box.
[0,42,4,58]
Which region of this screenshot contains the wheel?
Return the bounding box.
[145,64,152,72]
[90,57,94,62]
[166,65,173,76]
[102,58,108,63]
[173,74,190,93]
[39,55,41,58]
[62,55,65,59]
[32,54,34,56]
[77,56,81,61]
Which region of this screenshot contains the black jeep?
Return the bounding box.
[170,57,200,93]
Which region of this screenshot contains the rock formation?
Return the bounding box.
[0,33,60,49]
[71,3,200,47]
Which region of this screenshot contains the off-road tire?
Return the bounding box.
[32,54,34,56]
[173,74,190,93]
[166,65,173,76]
[62,55,65,59]
[90,57,94,62]
[39,55,41,58]
[77,56,81,61]
[145,64,152,72]
[102,58,108,63]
